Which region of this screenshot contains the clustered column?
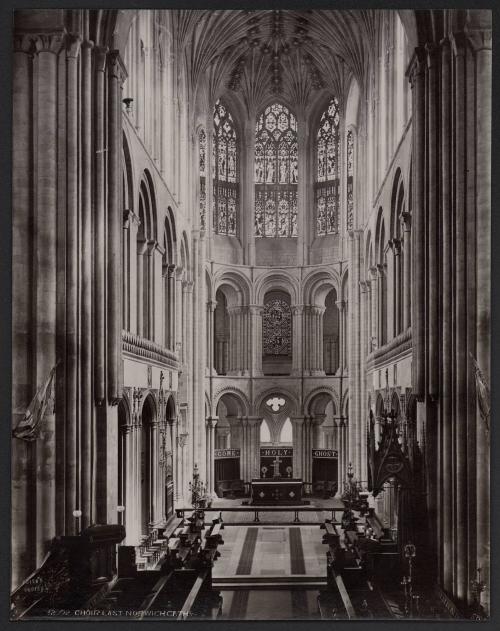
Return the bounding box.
[407,25,491,609]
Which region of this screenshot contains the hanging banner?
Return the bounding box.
[312,449,338,458]
[260,447,293,457]
[214,448,240,459]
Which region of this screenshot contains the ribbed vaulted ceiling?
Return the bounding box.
[167,9,385,113]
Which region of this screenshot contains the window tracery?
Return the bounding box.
[263,298,292,355]
[199,128,206,231]
[213,100,238,236]
[347,130,354,231]
[315,98,340,236]
[255,103,298,238]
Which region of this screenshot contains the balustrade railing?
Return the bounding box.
[122,330,179,368]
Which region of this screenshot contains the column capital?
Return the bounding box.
[177,433,189,448]
[182,280,194,293]
[33,32,65,55]
[451,31,468,58]
[369,265,378,279]
[227,305,242,316]
[425,42,439,68]
[206,300,218,312]
[94,45,108,72]
[311,305,326,316]
[312,413,327,425]
[65,33,81,59]
[123,208,140,228]
[248,305,264,316]
[291,304,305,315]
[13,33,34,54]
[246,416,262,427]
[290,416,305,425]
[107,49,128,83]
[466,28,492,53]
[206,416,218,429]
[167,263,177,277]
[406,46,426,87]
[359,280,369,293]
[400,211,412,230]
[335,300,346,311]
[136,239,147,256]
[391,238,402,255]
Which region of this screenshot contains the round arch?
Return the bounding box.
[255,270,299,305]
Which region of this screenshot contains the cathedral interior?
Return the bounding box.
[11,7,491,622]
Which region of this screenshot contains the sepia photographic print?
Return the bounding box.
[9,4,492,624]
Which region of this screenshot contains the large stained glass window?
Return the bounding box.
[263,298,292,355]
[213,100,238,236]
[199,128,206,231]
[346,130,354,231]
[315,98,340,236]
[255,103,298,238]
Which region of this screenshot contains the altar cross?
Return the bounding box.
[272,455,282,478]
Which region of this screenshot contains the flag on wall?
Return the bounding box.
[12,364,58,442]
[470,353,490,441]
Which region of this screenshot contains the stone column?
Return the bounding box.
[167,264,176,351]
[145,240,156,340]
[452,32,468,602]
[376,263,386,345]
[292,306,304,375]
[249,306,263,376]
[241,306,250,376]
[61,33,80,538]
[175,268,184,357]
[385,242,394,341]
[107,50,127,404]
[291,417,304,479]
[246,417,262,481]
[136,240,147,337]
[392,239,402,336]
[469,25,491,610]
[123,423,134,544]
[12,33,35,584]
[94,45,108,405]
[336,301,346,373]
[150,420,159,524]
[401,212,412,330]
[206,300,217,372]
[33,31,64,564]
[227,306,238,374]
[409,48,426,398]
[427,43,439,399]
[205,417,217,495]
[81,31,94,528]
[369,267,379,351]
[177,433,188,506]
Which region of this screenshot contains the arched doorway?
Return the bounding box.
[258,393,294,478]
[214,393,246,494]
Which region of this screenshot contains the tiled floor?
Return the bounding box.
[213,525,326,578]
[212,496,340,579]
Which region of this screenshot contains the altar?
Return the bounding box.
[250,478,304,505]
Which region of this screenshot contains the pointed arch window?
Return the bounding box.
[199,128,207,231]
[315,98,340,235]
[346,130,354,231]
[213,100,238,236]
[255,103,298,238]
